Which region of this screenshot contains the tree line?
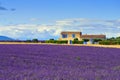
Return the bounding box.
[24,36,120,45]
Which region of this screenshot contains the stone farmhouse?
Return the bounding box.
[59,31,106,44]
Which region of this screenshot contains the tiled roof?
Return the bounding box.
[81,35,106,39]
[61,31,81,34]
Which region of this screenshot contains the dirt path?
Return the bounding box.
[0,42,120,48]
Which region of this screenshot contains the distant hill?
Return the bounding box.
[0,36,14,41]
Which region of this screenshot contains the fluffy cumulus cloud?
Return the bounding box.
[0,18,120,40]
[0,24,63,40]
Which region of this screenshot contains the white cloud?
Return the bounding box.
[56,20,73,26]
[117,26,120,29]
[116,33,120,37]
[0,18,120,40]
[0,24,63,40]
[30,18,40,22]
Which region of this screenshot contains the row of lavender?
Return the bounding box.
[0,44,120,80]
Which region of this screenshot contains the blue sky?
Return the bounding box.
[0,0,120,40]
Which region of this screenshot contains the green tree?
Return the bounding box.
[49,38,54,40]
[26,39,32,42]
[107,37,115,41]
[74,38,78,41]
[72,38,83,44]
[93,39,102,42]
[32,39,39,43]
[83,39,89,42]
[116,36,120,39]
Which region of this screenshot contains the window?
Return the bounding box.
[62,34,67,38]
[72,34,75,38]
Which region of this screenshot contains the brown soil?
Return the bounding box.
[0,42,120,48]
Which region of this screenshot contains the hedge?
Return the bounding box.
[72,41,84,44]
[99,40,120,45]
[45,40,68,44]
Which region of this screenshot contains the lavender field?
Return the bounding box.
[0,44,120,80]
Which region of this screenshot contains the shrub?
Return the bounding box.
[99,40,111,45]
[72,40,83,44]
[72,38,83,44]
[49,39,54,40]
[58,40,68,44]
[74,38,78,41]
[32,39,39,43]
[93,39,102,42]
[83,39,89,42]
[45,40,68,44]
[26,40,32,42]
[99,40,120,45]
